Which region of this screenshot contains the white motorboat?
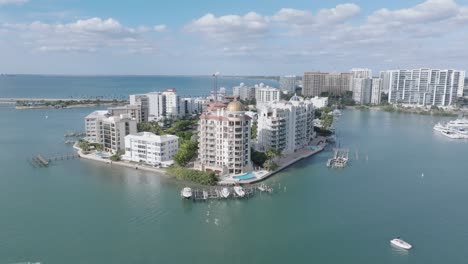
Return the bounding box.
[221,187,230,198]
[203,190,208,200]
[441,130,465,139]
[233,186,245,197]
[181,187,192,199]
[390,238,412,250]
[433,122,449,132]
[257,186,265,192]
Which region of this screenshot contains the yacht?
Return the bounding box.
[233,186,245,197]
[390,238,412,250]
[221,187,230,198]
[181,187,192,199]
[441,130,466,139]
[433,122,449,132]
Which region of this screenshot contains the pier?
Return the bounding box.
[30,153,80,167]
[183,183,273,202]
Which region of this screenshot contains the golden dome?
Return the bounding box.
[226,100,245,112]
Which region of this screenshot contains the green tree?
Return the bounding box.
[174,140,198,166]
[251,122,257,140]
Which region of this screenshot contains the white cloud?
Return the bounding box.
[2,17,158,53]
[0,0,28,6]
[184,12,269,40]
[154,24,167,32]
[272,4,360,35]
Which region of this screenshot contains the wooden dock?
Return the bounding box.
[30,153,80,167]
[183,183,273,202]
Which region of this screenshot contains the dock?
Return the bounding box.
[183,183,273,202]
[30,153,80,167]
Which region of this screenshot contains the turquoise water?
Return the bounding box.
[233,172,256,180]
[1,76,468,263]
[0,75,277,98]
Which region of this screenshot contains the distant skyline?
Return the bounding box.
[1,0,468,75]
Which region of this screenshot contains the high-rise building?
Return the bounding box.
[279,75,297,93]
[84,111,137,153]
[370,78,382,105]
[130,89,184,121]
[123,132,179,166]
[303,72,353,97]
[351,68,372,79]
[352,78,372,105]
[380,69,465,106]
[129,94,149,122]
[233,83,256,100]
[255,83,281,105]
[256,95,315,155]
[195,101,253,175]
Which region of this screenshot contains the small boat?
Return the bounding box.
[390,237,412,250]
[203,190,208,200]
[233,186,245,197]
[257,185,265,192]
[221,187,230,198]
[181,187,192,199]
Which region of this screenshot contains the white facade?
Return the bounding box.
[195,101,253,175]
[233,83,256,100]
[352,78,372,105]
[381,69,465,106]
[123,132,179,166]
[310,96,329,109]
[256,95,315,155]
[255,83,281,105]
[279,75,297,93]
[351,68,372,79]
[370,78,382,105]
[85,111,137,153]
[131,89,184,122]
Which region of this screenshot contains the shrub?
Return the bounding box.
[166,166,218,185]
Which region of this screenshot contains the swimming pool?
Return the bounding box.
[308,146,318,150]
[233,172,256,180]
[95,152,111,158]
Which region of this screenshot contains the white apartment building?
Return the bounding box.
[130,89,184,122]
[256,95,315,155]
[233,83,256,100]
[381,69,465,106]
[181,97,207,115]
[310,96,329,109]
[255,83,281,105]
[370,78,382,105]
[351,68,372,79]
[108,104,142,123]
[195,101,253,175]
[85,111,137,153]
[279,75,297,93]
[123,132,178,166]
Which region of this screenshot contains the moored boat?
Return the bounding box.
[181,187,192,199]
[221,187,230,198]
[233,186,245,197]
[390,237,412,250]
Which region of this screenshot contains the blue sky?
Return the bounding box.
[0,0,468,75]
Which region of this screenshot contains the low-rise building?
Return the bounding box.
[310,96,329,109]
[123,132,179,166]
[256,95,315,155]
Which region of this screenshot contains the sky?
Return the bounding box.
[0,0,468,75]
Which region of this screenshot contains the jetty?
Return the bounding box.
[183,183,273,202]
[30,153,80,167]
[327,148,349,168]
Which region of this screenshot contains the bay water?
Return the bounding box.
[1,76,468,263]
